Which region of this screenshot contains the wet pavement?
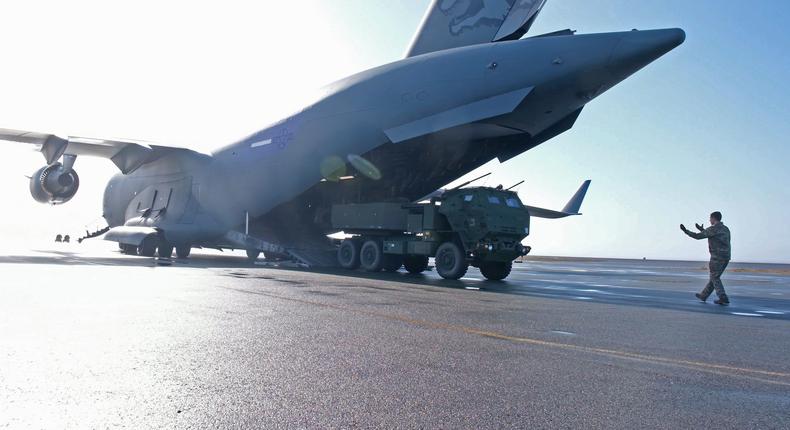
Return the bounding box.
[1,244,788,428]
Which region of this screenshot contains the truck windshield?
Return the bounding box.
[506,198,521,208]
[487,196,501,205]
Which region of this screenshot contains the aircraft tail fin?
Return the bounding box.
[561,179,591,214]
[406,0,547,58]
[525,180,591,219]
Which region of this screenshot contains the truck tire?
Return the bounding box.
[360,240,385,272]
[337,239,361,269]
[403,255,429,274]
[435,242,468,280]
[480,261,512,281]
[383,255,403,272]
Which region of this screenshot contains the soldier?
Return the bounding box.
[680,211,731,305]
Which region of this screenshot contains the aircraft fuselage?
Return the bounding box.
[103,29,684,248]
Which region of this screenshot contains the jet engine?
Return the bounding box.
[29,162,80,205]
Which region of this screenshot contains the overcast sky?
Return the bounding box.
[0,1,788,263]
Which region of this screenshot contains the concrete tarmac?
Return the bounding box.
[1,243,789,429]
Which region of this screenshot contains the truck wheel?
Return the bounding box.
[137,237,157,257]
[403,255,429,274]
[360,240,384,272]
[435,242,468,280]
[246,249,261,262]
[383,255,403,272]
[480,261,512,281]
[176,244,191,259]
[337,239,361,269]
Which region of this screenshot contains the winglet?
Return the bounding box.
[561,180,591,214]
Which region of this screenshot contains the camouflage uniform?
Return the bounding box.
[684,223,731,300]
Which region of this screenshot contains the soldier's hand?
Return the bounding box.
[695,223,705,232]
[679,224,687,232]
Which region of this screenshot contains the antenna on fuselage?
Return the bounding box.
[505,180,525,191]
[450,172,492,191]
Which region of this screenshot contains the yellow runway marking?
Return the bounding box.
[228,286,790,387]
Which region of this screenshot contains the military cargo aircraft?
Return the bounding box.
[0,0,684,265]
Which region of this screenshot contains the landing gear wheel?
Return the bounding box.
[383,255,403,272]
[246,249,261,262]
[435,242,468,280]
[175,244,191,259]
[158,243,174,259]
[337,239,361,269]
[360,240,384,272]
[403,255,429,274]
[480,261,512,281]
[137,236,157,257]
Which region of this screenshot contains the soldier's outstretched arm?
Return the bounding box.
[681,224,707,240]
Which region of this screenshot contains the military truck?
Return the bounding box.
[331,186,532,281]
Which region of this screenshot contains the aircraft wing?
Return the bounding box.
[0,128,208,174]
[525,180,591,219]
[407,0,547,57]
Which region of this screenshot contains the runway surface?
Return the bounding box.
[1,243,789,429]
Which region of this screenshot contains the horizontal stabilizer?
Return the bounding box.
[526,180,591,219]
[407,0,547,57]
[384,86,533,143]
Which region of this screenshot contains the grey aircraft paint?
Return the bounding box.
[0,3,685,263]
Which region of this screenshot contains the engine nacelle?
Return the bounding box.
[29,163,80,205]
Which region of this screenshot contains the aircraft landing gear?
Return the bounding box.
[176,244,191,259]
[246,249,261,262]
[158,243,174,259]
[137,237,157,257]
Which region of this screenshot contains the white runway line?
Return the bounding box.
[731,312,764,317]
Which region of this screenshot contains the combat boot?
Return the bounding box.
[695,293,707,302]
[714,295,730,306]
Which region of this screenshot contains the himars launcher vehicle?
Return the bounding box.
[331,176,591,280]
[0,1,684,267]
